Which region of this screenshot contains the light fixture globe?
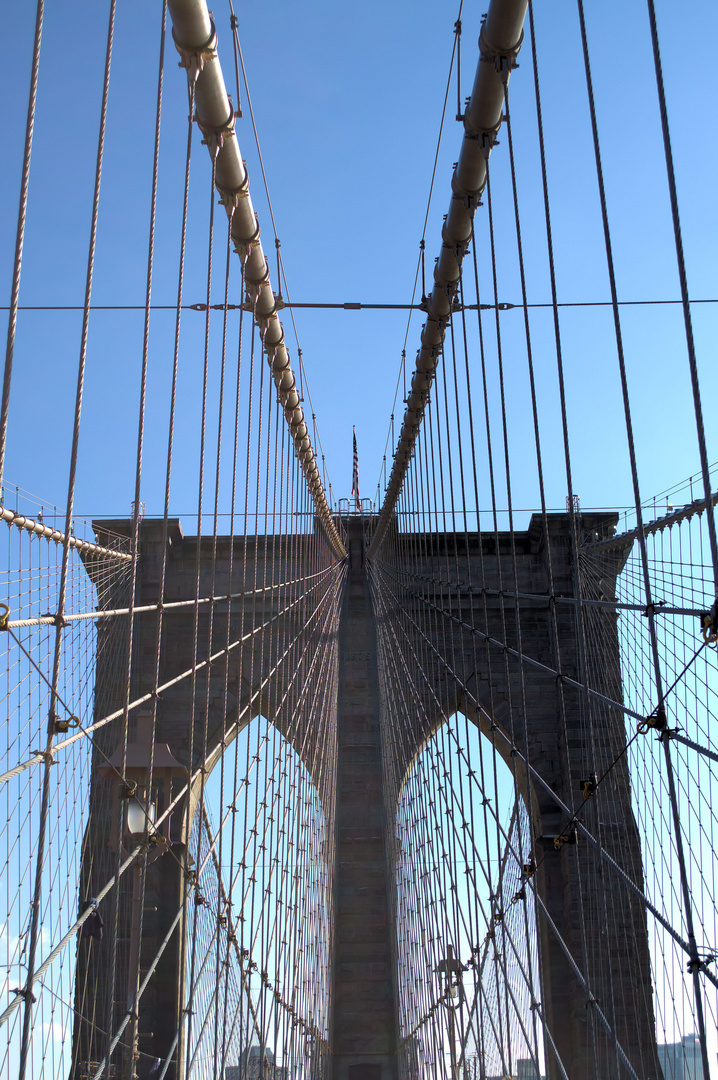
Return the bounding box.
[126,796,156,838]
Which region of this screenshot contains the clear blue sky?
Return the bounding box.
[1,0,716,527]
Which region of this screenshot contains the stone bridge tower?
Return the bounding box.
[365,513,661,1080]
[72,514,660,1080]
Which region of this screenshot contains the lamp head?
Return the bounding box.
[126,795,156,837]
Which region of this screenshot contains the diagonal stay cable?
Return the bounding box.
[0,568,341,787]
[0,564,343,1032]
[370,557,717,975]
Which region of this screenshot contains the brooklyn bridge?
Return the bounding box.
[0,1,716,1079]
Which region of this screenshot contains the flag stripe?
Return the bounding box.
[351,430,360,510]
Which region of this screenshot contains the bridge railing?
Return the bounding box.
[336,498,375,517]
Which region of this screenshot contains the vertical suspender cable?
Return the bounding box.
[167,0,344,559]
[20,6,116,1079]
[124,7,168,1075]
[0,0,44,489]
[368,0,528,554]
[645,0,718,587]
[576,5,711,1076]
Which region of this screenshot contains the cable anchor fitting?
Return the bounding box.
[553,825,577,851]
[700,599,718,644]
[53,714,80,735]
[580,773,598,800]
[637,704,667,735]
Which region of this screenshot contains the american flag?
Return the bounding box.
[351,427,360,512]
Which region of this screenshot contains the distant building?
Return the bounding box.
[225,1045,290,1080]
[483,1059,544,1080]
[515,1061,543,1080]
[657,1035,703,1080]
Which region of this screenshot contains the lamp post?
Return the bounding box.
[100,720,186,1080]
[438,945,464,1080]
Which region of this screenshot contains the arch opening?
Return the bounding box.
[184,713,333,1080]
[392,710,545,1080]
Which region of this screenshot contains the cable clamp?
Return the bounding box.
[637,705,666,735]
[0,603,9,629]
[641,599,666,618]
[700,599,718,644]
[33,747,56,766]
[12,986,36,1004]
[217,172,250,214]
[462,192,482,212]
[659,721,682,744]
[463,118,501,157]
[172,21,218,85]
[80,897,104,940]
[478,22,524,72]
[497,53,514,87]
[688,953,715,975]
[443,240,468,261]
[120,779,137,799]
[195,106,236,158]
[522,859,536,878]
